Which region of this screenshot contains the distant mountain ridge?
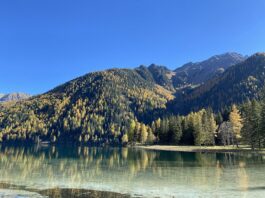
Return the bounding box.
[172,52,247,89]
[136,52,246,91]
[0,93,31,102]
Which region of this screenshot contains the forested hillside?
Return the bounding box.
[169,53,265,114]
[0,52,265,146]
[0,69,173,145]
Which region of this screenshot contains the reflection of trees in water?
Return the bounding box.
[238,160,248,194]
[218,152,265,167]
[0,145,264,190]
[0,146,158,185]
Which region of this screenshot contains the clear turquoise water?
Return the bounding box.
[0,145,264,197]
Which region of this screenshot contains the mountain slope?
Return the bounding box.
[169,53,265,114]
[0,93,30,102]
[135,64,175,91]
[172,52,246,89]
[0,69,173,144]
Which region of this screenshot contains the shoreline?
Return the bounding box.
[0,183,130,198]
[135,145,265,154]
[1,142,265,154]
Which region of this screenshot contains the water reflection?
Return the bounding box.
[0,145,264,197]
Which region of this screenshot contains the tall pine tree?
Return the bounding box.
[229,105,243,147]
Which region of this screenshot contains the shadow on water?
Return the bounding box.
[231,186,265,192]
[244,186,265,191]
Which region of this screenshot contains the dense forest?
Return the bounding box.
[0,69,172,145]
[0,52,265,148]
[148,100,265,150]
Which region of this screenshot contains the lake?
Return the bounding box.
[0,145,264,198]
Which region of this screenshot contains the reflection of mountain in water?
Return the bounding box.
[0,146,264,197]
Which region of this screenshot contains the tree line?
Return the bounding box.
[123,93,265,149]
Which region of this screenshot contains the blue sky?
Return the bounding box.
[0,0,265,94]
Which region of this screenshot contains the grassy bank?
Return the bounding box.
[136,145,265,153]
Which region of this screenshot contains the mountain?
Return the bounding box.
[169,53,265,114]
[135,64,175,91]
[0,52,263,145]
[172,52,246,89]
[0,69,173,144]
[0,93,30,102]
[135,52,246,91]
